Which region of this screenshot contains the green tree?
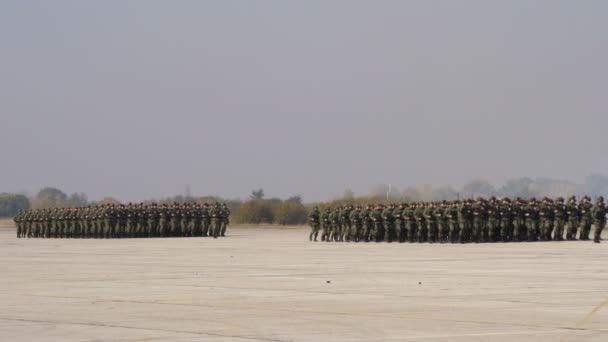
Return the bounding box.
[32,187,68,209]
[233,200,274,224]
[250,188,265,200]
[0,193,30,217]
[274,197,308,225]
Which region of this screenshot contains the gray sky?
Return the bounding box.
[1,1,607,202]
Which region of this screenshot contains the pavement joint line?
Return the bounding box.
[0,317,288,342]
[574,295,608,328]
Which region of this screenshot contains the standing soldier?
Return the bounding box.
[415,203,427,243]
[487,198,500,242]
[512,198,526,242]
[566,196,579,240]
[404,202,417,243]
[307,206,320,241]
[553,197,566,241]
[499,198,513,242]
[220,203,231,237]
[525,198,540,241]
[457,200,470,243]
[395,203,407,243]
[341,206,352,242]
[14,210,23,238]
[329,207,340,241]
[192,204,203,237]
[370,204,383,242]
[148,203,159,237]
[471,198,485,243]
[591,196,606,243]
[578,196,593,241]
[424,203,437,243]
[169,203,180,237]
[382,204,395,242]
[361,205,372,242]
[210,202,222,239]
[201,203,211,237]
[539,198,554,241]
[321,207,332,241]
[179,204,189,237]
[350,206,363,242]
[116,204,126,238]
[446,201,459,243]
[436,202,449,243]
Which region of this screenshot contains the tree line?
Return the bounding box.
[2,175,608,222]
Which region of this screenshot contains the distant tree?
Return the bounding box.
[286,195,302,204]
[0,193,31,217]
[500,177,537,199]
[431,186,458,201]
[274,199,308,225]
[462,179,497,199]
[250,188,265,200]
[233,199,274,224]
[67,193,88,207]
[32,187,68,208]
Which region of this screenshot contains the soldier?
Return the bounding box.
[436,202,450,243]
[201,203,211,237]
[361,204,372,242]
[341,205,352,242]
[179,204,189,237]
[382,204,395,242]
[321,207,331,241]
[329,207,340,242]
[148,203,159,237]
[443,201,456,243]
[404,202,417,243]
[499,198,513,242]
[471,198,485,243]
[210,202,222,238]
[192,204,203,237]
[350,206,363,242]
[370,204,383,242]
[512,198,526,242]
[424,203,437,243]
[307,206,320,241]
[395,203,407,243]
[578,196,593,241]
[169,203,179,237]
[220,203,231,237]
[415,203,427,243]
[525,198,540,241]
[457,200,471,243]
[591,196,606,243]
[487,198,500,243]
[565,196,579,240]
[553,197,566,241]
[539,198,554,241]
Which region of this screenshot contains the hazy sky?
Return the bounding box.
[1,1,607,202]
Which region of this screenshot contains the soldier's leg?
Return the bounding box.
[594,221,605,243]
[417,222,425,243]
[578,221,586,240]
[554,220,563,241]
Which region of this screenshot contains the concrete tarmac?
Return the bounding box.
[1,227,607,341]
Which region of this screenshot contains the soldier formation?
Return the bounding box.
[308,196,607,244]
[13,202,231,239]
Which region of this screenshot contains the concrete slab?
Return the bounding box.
[0,226,607,341]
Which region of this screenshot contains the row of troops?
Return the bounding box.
[307,196,607,244]
[13,202,231,239]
